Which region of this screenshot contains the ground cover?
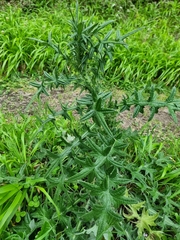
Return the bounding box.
[0,0,179,89]
[0,1,180,239]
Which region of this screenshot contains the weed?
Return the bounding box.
[1,1,180,239]
[25,2,180,239]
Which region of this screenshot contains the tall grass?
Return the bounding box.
[0,4,68,78]
[104,0,180,88]
[0,1,179,88]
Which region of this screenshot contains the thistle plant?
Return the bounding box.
[28,1,180,238]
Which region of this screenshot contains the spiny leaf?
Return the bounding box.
[119,196,137,205]
[162,168,180,184]
[95,112,113,137]
[81,110,95,121]
[148,86,157,102]
[168,106,178,123]
[136,209,158,236]
[163,215,180,229]
[95,97,102,111]
[96,213,107,240]
[77,95,93,105]
[83,22,99,35]
[29,37,47,44]
[148,106,156,121]
[108,157,123,168]
[103,30,113,41]
[98,91,112,100]
[133,105,141,118]
[166,86,176,102]
[86,138,103,154]
[79,181,100,193]
[66,167,94,182]
[110,187,126,199]
[107,209,122,225]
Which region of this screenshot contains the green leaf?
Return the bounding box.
[119,196,137,205]
[44,71,56,83]
[108,157,123,168]
[35,186,61,217]
[45,146,74,177]
[0,188,19,206]
[66,167,94,182]
[163,168,180,183]
[136,209,158,236]
[79,181,100,194]
[96,213,107,240]
[163,215,180,229]
[93,205,105,217]
[166,86,176,102]
[110,187,126,199]
[103,30,113,41]
[0,189,27,234]
[99,20,114,30]
[121,27,143,41]
[0,183,21,194]
[168,106,177,123]
[35,221,53,240]
[95,112,113,137]
[95,98,102,111]
[148,86,156,102]
[81,110,95,121]
[29,37,47,44]
[86,138,103,155]
[86,224,98,237]
[148,106,156,121]
[77,95,93,105]
[83,22,99,35]
[107,209,122,225]
[133,105,141,118]
[98,91,112,100]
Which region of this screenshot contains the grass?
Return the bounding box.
[0,0,179,89]
[0,0,180,239]
[0,3,69,80]
[104,0,180,89]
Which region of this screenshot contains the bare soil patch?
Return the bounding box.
[0,86,180,138]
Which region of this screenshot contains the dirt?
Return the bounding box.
[0,85,180,139]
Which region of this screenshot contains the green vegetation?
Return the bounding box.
[0,0,180,88]
[0,0,180,239]
[0,2,68,80]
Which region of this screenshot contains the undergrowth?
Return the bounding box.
[0,0,179,89]
[1,2,180,239]
[105,0,180,89]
